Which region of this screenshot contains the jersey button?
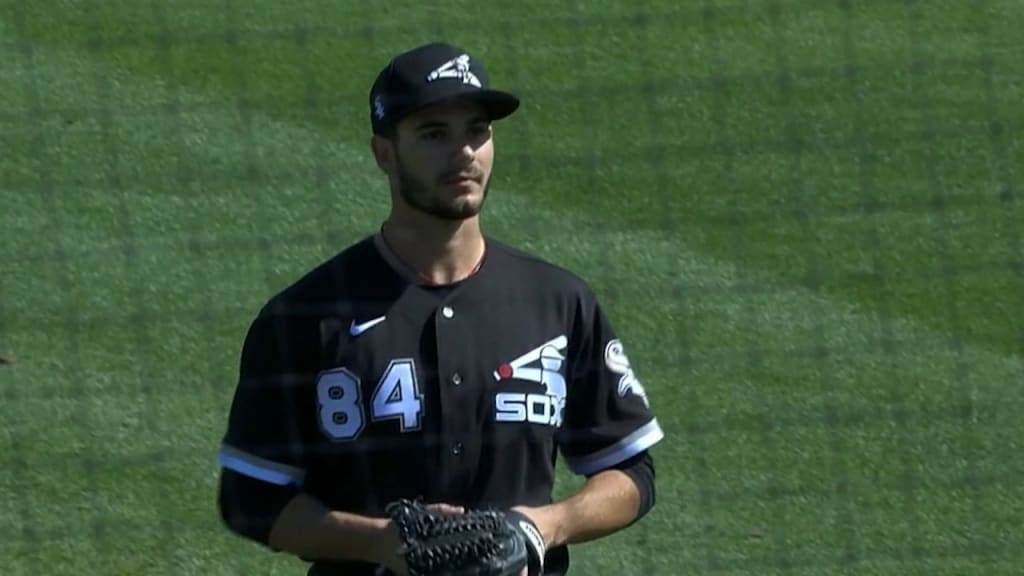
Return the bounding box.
[441,306,454,319]
[451,441,464,455]
[451,372,462,386]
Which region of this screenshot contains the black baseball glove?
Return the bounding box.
[384,499,546,576]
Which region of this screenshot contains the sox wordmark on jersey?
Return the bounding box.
[493,335,569,427]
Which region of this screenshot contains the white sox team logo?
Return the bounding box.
[426,54,482,88]
[493,335,568,427]
[605,339,649,408]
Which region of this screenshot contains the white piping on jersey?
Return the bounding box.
[218,443,306,486]
[564,418,664,476]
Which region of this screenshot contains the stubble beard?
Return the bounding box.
[394,157,489,221]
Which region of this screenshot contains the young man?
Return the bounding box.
[217,42,664,576]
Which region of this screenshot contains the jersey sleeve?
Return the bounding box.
[558,292,664,476]
[218,306,313,487]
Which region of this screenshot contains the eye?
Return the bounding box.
[421,129,445,141]
[470,124,491,138]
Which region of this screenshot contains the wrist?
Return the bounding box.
[513,504,566,549]
[365,517,405,570]
[540,503,568,549]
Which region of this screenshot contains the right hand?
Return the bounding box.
[424,502,465,515]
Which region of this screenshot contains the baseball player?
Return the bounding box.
[216,42,664,576]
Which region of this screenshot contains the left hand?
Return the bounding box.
[383,499,538,576]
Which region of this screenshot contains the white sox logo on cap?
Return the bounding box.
[426,54,482,88]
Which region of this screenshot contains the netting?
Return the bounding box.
[2,1,1022,574]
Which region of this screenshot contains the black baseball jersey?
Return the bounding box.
[218,232,664,575]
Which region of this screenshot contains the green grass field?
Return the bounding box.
[2,1,1023,574]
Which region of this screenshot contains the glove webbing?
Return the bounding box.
[389,502,514,575]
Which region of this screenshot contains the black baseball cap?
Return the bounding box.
[369,42,520,135]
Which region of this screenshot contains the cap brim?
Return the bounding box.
[405,87,520,124]
[470,89,520,122]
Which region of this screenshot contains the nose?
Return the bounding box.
[452,141,475,162]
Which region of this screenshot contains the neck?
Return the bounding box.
[379,213,486,285]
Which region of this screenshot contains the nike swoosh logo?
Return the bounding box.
[349,315,386,336]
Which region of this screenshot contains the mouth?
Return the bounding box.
[440,170,482,186]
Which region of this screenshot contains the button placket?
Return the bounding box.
[435,301,469,474]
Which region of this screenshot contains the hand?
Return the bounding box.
[426,504,527,576]
[375,502,465,576]
[372,519,408,576]
[424,502,465,515]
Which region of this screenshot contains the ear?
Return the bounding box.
[370,134,395,174]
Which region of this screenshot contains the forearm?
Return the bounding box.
[268,492,402,570]
[541,468,642,548]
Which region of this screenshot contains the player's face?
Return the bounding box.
[391,100,495,221]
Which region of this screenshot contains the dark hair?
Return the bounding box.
[377,123,399,142]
